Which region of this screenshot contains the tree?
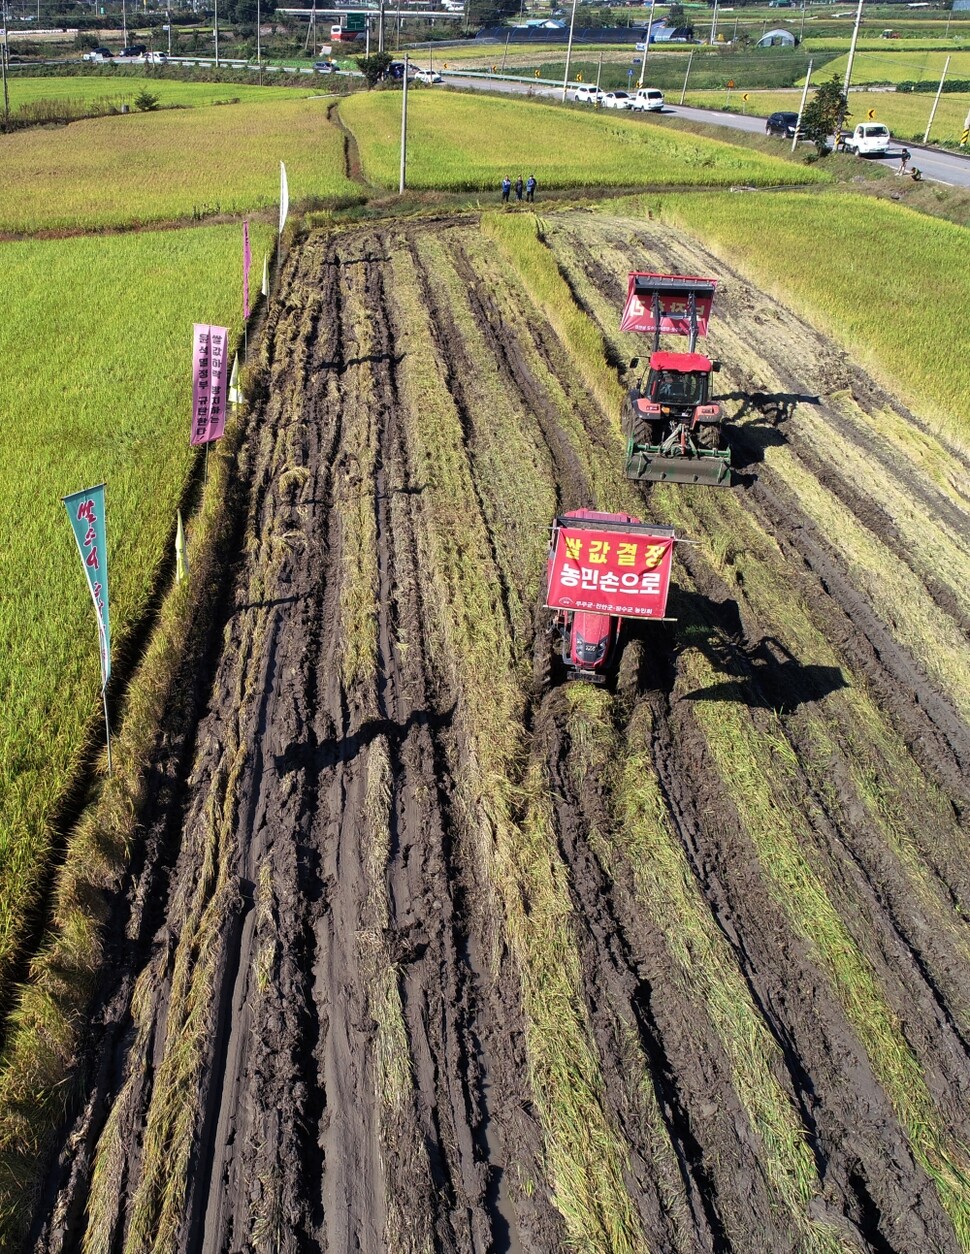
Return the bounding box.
[134,89,161,111]
[356,51,393,86]
[667,2,685,23]
[799,77,848,155]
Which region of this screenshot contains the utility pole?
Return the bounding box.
[709,0,719,44]
[793,57,812,152]
[638,0,656,89]
[257,0,261,77]
[595,49,602,91]
[1,0,9,132]
[799,0,807,42]
[560,0,578,103]
[923,54,949,143]
[378,0,384,54]
[399,53,409,193]
[843,0,863,96]
[501,27,510,71]
[122,0,128,46]
[679,47,693,105]
[214,0,219,64]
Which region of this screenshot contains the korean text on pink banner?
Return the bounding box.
[191,323,230,446]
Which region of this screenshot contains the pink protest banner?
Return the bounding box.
[243,220,252,321]
[191,323,230,446]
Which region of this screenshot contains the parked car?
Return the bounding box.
[82,46,113,60]
[120,43,148,57]
[414,67,443,84]
[631,87,665,112]
[387,60,415,81]
[841,122,891,155]
[314,59,337,72]
[765,110,800,138]
[603,90,633,109]
[573,84,605,104]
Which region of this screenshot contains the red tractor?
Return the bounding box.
[620,272,731,487]
[546,508,678,683]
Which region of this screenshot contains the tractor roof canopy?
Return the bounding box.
[650,350,712,372]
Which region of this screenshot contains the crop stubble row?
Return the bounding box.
[24,212,970,1253]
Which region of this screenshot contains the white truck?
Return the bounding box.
[841,122,891,155]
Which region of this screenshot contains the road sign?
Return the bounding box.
[962,128,970,146]
[346,11,366,30]
[867,107,876,119]
[576,72,583,81]
[628,68,634,81]
[535,69,540,78]
[742,92,749,101]
[727,79,735,88]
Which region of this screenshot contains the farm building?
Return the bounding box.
[757,27,797,46]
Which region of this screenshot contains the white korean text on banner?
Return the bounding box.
[191,323,230,446]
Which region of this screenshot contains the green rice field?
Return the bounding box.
[0,222,273,1007]
[814,48,970,83]
[339,90,828,190]
[4,74,316,110]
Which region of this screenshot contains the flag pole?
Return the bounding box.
[102,681,113,775]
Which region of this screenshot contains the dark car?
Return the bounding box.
[765,110,800,138]
[120,43,148,57]
[314,59,337,72]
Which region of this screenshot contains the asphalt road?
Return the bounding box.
[442,73,970,189]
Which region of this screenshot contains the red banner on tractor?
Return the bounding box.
[546,524,675,619]
[620,272,717,338]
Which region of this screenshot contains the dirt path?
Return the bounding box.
[27,212,970,1254]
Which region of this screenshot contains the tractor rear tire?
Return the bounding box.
[695,422,724,451]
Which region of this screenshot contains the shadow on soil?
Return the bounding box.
[672,593,848,713]
[721,388,820,477]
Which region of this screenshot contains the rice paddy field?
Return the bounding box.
[340,90,829,190]
[3,75,315,110]
[0,222,273,1025]
[815,47,970,84]
[1,81,970,1254]
[0,95,356,232]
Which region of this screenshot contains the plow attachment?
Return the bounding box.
[625,439,731,487]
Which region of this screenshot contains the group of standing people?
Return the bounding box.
[501,174,537,204]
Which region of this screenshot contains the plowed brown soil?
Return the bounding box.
[25,212,970,1254]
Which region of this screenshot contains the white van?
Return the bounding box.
[842,122,891,155]
[632,88,665,112]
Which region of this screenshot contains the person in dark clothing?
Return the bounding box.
[501,175,512,202]
[526,174,537,202]
[514,176,524,201]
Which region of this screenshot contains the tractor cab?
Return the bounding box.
[621,273,730,487]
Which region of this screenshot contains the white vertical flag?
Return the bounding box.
[262,254,269,297]
[176,510,188,582]
[279,161,289,236]
[228,352,242,406]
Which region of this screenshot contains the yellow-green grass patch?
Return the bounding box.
[0,223,273,1012]
[339,91,829,191]
[811,48,970,83]
[0,96,355,232]
[657,191,970,445]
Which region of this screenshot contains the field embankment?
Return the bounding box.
[16,209,970,1254]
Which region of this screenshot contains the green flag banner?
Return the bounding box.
[63,484,111,688]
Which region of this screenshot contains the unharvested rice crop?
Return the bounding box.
[0,96,356,232]
[814,48,970,83]
[654,190,970,442]
[0,222,272,1009]
[4,74,312,111]
[339,90,828,190]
